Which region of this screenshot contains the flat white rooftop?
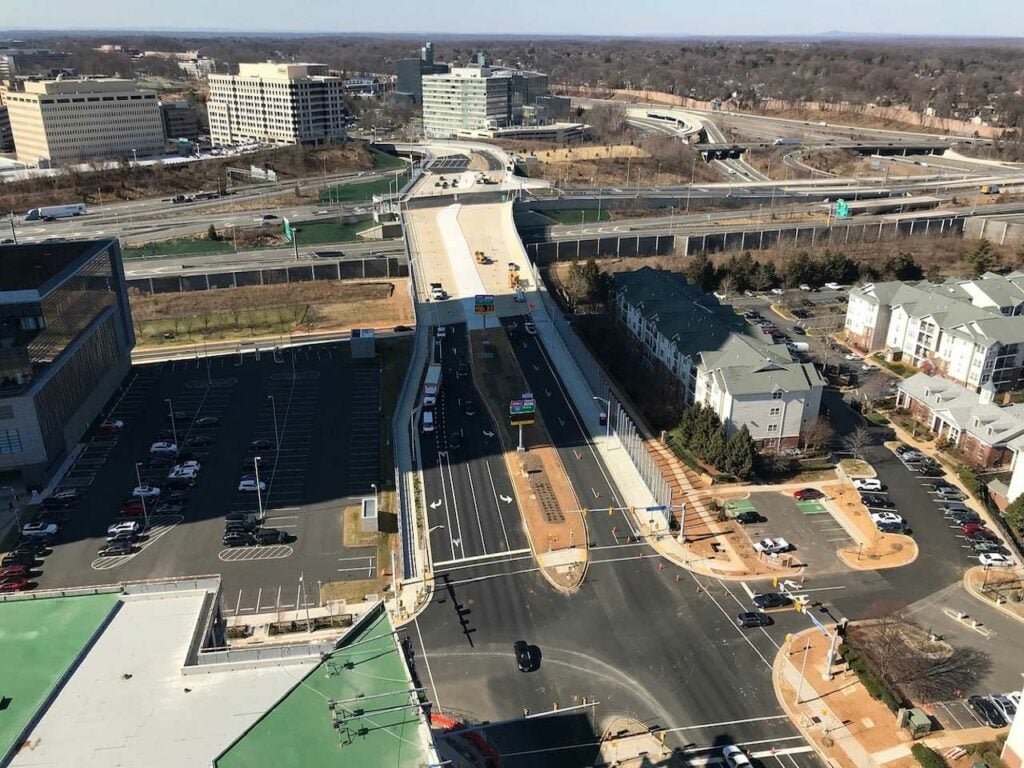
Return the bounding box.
[11,591,316,768]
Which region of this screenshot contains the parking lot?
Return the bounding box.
[28,341,394,616]
[744,492,855,575]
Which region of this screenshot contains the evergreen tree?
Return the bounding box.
[707,426,728,468]
[724,426,757,479]
[967,239,996,276]
[684,252,718,292]
[207,223,219,241]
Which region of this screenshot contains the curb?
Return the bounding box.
[961,567,1024,626]
[771,632,840,768]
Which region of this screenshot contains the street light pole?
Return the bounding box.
[371,482,379,509]
[134,462,150,530]
[253,456,265,523]
[165,398,177,448]
[267,395,279,450]
[592,396,611,440]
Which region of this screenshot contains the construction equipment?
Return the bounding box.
[475,250,489,265]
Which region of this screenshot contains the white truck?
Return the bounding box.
[25,203,87,222]
[422,363,442,407]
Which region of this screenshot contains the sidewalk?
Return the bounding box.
[962,565,1024,624]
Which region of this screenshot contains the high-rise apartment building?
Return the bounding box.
[396,41,449,104]
[207,63,348,147]
[4,77,163,167]
[421,66,511,138]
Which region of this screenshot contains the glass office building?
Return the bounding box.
[0,239,134,486]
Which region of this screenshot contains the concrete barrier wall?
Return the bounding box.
[525,216,964,264]
[126,257,409,295]
[964,216,1024,246]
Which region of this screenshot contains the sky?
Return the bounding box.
[4,0,1024,38]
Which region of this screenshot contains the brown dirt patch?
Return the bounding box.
[830,484,918,570]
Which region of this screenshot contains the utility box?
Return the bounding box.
[351,328,376,359]
[361,497,379,533]
[897,707,932,739]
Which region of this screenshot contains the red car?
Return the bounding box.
[0,564,30,579]
[0,576,28,593]
[97,419,124,436]
[960,522,988,535]
[794,488,824,501]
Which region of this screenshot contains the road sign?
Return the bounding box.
[474,294,495,315]
[283,217,294,243]
[835,199,850,219]
[510,397,536,426]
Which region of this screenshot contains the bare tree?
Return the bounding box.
[801,416,834,454]
[844,426,871,459]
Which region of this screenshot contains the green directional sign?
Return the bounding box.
[510,396,536,426]
[283,217,294,243]
[475,294,495,315]
[835,199,850,219]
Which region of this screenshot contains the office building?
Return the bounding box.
[615,268,823,449]
[207,62,348,147]
[0,42,68,78]
[159,99,200,141]
[0,95,12,151]
[422,66,512,139]
[395,41,449,104]
[535,95,573,123]
[178,57,217,78]
[845,273,1024,392]
[492,67,549,117]
[0,240,135,486]
[4,77,163,167]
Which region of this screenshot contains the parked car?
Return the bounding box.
[238,478,267,492]
[105,530,140,545]
[225,511,259,525]
[149,441,179,455]
[22,522,58,538]
[167,467,198,481]
[184,435,213,447]
[165,476,195,490]
[735,510,766,525]
[132,485,161,498]
[107,520,142,537]
[979,553,1015,568]
[97,541,134,557]
[225,519,258,533]
[737,612,773,628]
[0,564,31,579]
[1,552,36,568]
[752,593,793,610]
[793,488,824,501]
[53,488,81,503]
[722,745,752,768]
[166,410,191,422]
[871,512,905,530]
[753,538,791,555]
[935,486,965,501]
[255,527,289,545]
[194,416,220,427]
[861,494,895,509]
[154,501,184,515]
[0,576,29,593]
[12,539,50,555]
[961,522,989,536]
[966,529,1000,544]
[222,531,256,547]
[249,439,275,451]
[852,478,885,492]
[971,541,1007,554]
[968,695,1007,728]
[950,511,982,526]
[990,694,1018,724]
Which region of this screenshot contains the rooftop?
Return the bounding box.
[215,606,431,768]
[0,593,120,764]
[0,240,109,293]
[899,372,1024,447]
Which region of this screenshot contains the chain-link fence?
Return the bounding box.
[531,264,673,508]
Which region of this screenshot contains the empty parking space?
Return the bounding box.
[32,341,392,615]
[429,155,470,171]
[929,699,984,730]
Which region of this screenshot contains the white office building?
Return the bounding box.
[421,66,511,139]
[207,62,347,147]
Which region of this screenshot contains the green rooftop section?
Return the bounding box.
[216,607,429,768]
[0,593,120,757]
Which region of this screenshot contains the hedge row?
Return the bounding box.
[911,744,949,768]
[840,643,906,714]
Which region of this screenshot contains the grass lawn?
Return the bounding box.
[870,352,917,378]
[538,208,612,225]
[136,305,305,344]
[124,237,235,259]
[369,147,408,170]
[321,172,409,203]
[292,219,376,245]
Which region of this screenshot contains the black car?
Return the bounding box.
[225,511,258,525]
[735,511,766,525]
[147,454,176,468]
[163,490,190,503]
[249,439,276,451]
[223,532,256,547]
[255,528,289,545]
[393,325,413,333]
[791,326,807,336]
[861,494,895,509]
[166,411,192,422]
[968,695,1007,728]
[916,462,943,477]
[97,541,134,557]
[513,640,534,673]
[14,538,51,555]
[165,476,195,489]
[194,416,220,427]
[737,611,773,628]
[154,501,184,515]
[971,540,1007,554]
[2,552,37,568]
[753,593,793,610]
[949,511,981,525]
[185,435,213,447]
[456,363,469,379]
[225,520,258,533]
[877,522,905,534]
[40,496,77,511]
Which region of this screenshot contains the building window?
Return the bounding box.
[772,391,783,400]
[770,407,781,416]
[767,424,779,434]
[0,428,22,454]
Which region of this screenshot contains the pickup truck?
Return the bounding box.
[753,538,791,555]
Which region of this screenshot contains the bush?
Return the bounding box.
[957,465,982,497]
[840,643,906,714]
[911,744,949,768]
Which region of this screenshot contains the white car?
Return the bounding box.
[149,441,179,455]
[871,511,904,526]
[1008,691,1022,710]
[844,353,862,361]
[770,288,785,295]
[979,553,1015,568]
[753,537,791,555]
[852,478,884,492]
[22,521,58,538]
[524,320,537,335]
[722,745,752,768]
[107,520,142,537]
[436,326,447,339]
[132,486,161,498]
[799,284,813,291]
[990,694,1017,724]
[167,467,198,480]
[171,460,201,473]
[238,478,267,492]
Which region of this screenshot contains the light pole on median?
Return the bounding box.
[134,462,150,530]
[267,395,280,450]
[253,456,265,523]
[593,396,611,440]
[165,398,178,448]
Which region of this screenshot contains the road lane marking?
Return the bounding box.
[434,548,532,568]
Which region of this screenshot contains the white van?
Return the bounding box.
[422,410,435,433]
